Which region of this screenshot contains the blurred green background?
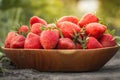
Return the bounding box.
[0,0,120,48]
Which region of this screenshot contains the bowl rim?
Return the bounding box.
[1,46,120,51]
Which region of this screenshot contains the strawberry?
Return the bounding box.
[31,23,43,35]
[85,23,107,39]
[24,32,42,49]
[4,32,16,48]
[76,43,82,49]
[99,34,116,47]
[18,25,29,34]
[52,29,60,38]
[57,38,76,49]
[10,34,25,48]
[46,23,60,38]
[57,21,80,38]
[57,16,79,25]
[87,37,103,49]
[40,30,59,49]
[30,16,47,26]
[78,13,98,27]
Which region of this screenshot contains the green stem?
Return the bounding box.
[57,28,64,38]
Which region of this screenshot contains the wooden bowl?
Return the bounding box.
[2,46,120,72]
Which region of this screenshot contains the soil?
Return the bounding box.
[0,51,120,80]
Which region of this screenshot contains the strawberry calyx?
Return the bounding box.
[40,24,57,30]
[40,24,64,38]
[105,29,119,46]
[71,27,88,49]
[71,29,80,43]
[40,25,46,30]
[11,24,29,37]
[19,31,29,37]
[11,24,22,33]
[113,36,120,46]
[105,29,115,36]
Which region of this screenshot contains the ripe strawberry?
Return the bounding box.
[57,38,76,49]
[76,43,82,49]
[87,37,103,49]
[57,21,80,38]
[40,30,59,49]
[57,16,79,25]
[85,23,107,39]
[52,29,60,38]
[24,32,42,49]
[31,23,43,35]
[18,25,29,34]
[10,34,25,48]
[46,23,60,38]
[99,34,116,47]
[4,32,16,48]
[30,16,47,26]
[78,13,98,27]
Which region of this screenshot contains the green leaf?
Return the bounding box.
[0,52,4,60]
[40,25,46,30]
[105,29,116,36]
[114,36,120,46]
[20,31,28,37]
[0,68,8,76]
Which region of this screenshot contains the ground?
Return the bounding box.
[0,50,120,80]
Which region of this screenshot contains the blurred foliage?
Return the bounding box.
[0,8,22,41]
[97,0,120,35]
[0,0,80,23]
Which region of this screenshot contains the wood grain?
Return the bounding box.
[2,46,120,71]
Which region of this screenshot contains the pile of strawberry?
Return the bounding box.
[4,13,117,49]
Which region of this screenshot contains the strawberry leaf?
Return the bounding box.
[11,24,22,32]
[20,31,28,37]
[105,29,116,36]
[98,17,104,24]
[114,36,120,46]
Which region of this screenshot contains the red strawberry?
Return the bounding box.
[40,30,59,49]
[57,21,80,38]
[76,43,82,49]
[57,38,76,49]
[87,37,103,49]
[99,34,116,47]
[85,23,107,39]
[30,16,47,26]
[57,16,79,25]
[4,32,16,48]
[24,32,42,49]
[10,34,25,48]
[31,23,43,35]
[18,25,29,34]
[78,13,98,27]
[46,23,60,38]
